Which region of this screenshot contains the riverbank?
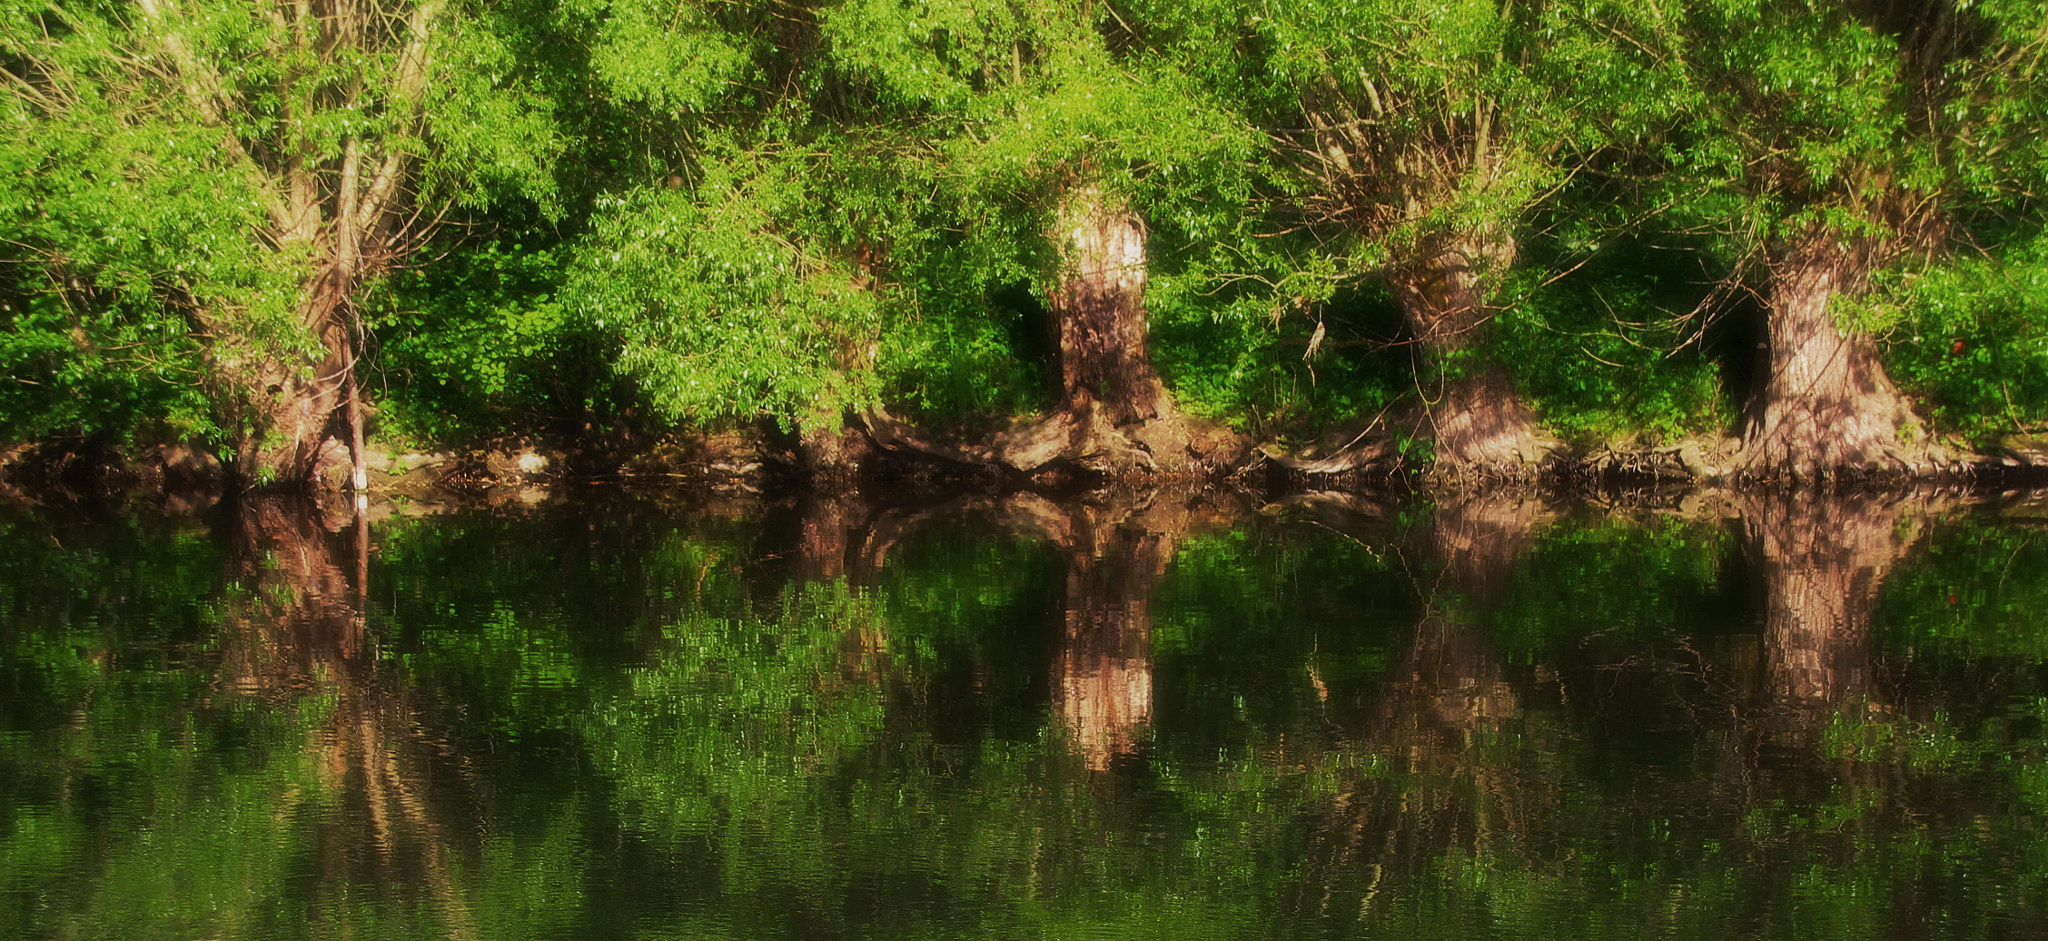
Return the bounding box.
[9,424,2048,508]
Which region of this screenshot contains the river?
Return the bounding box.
[2,486,2044,939]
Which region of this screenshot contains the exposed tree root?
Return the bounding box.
[1406,370,1553,481]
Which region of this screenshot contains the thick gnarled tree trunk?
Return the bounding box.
[225,308,360,491]
[975,183,1241,477]
[988,184,1174,476]
[1740,231,1921,479]
[1049,184,1168,426]
[797,387,872,485]
[862,184,1243,479]
[1385,233,1544,473]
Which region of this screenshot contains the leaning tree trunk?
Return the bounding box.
[1739,231,1920,479]
[231,116,394,492]
[1385,232,1544,474]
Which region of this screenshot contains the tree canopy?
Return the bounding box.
[3,0,2046,486]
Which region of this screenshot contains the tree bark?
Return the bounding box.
[862,185,1245,479]
[219,276,360,489]
[1384,232,1544,473]
[1048,184,1168,425]
[1739,230,1921,479]
[798,408,869,486]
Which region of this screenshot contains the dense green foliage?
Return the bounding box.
[1496,240,1740,445]
[0,0,561,463]
[1854,229,2048,442]
[2,0,2045,462]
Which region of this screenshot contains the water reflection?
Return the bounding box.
[1739,492,1942,726]
[1273,491,1561,934]
[219,498,478,938]
[1393,492,1549,738]
[214,499,363,693]
[1025,492,1242,772]
[3,486,2046,939]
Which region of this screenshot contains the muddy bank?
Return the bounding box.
[9,423,2048,507]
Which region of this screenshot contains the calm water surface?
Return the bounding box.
[3,488,2046,940]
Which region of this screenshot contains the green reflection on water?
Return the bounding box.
[2,493,2047,939]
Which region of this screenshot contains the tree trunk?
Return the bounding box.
[1384,232,1544,473]
[982,183,1244,477]
[144,0,446,492]
[865,184,1244,478]
[1049,184,1168,425]
[222,285,357,490]
[1739,231,1920,479]
[798,407,869,486]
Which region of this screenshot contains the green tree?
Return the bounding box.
[0,0,559,487]
[1152,0,1650,471]
[556,0,1260,478]
[1645,0,2048,476]
[914,23,1260,474]
[546,0,903,474]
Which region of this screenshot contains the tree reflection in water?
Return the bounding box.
[835,489,1245,771]
[1269,490,1563,929]
[214,497,476,938]
[7,487,2048,939]
[1739,491,1940,730]
[1015,492,1242,771]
